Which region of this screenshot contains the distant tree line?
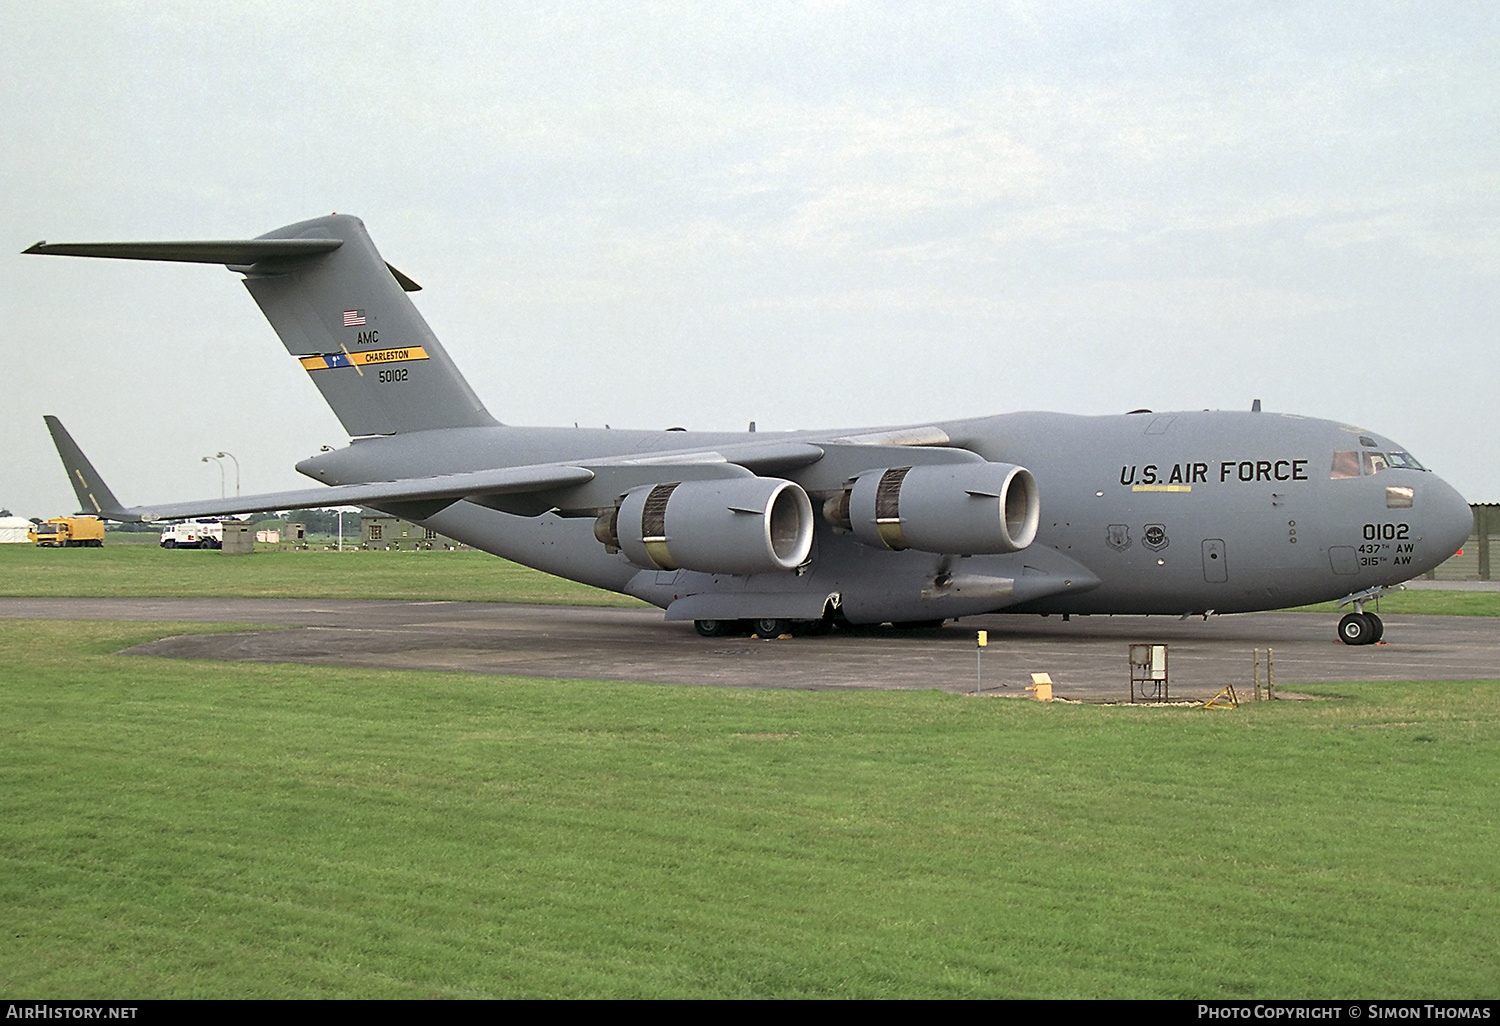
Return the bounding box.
[255,509,359,535]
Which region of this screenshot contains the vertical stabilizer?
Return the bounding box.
[242,215,497,435]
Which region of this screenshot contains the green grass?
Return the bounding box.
[9,541,1496,614]
[2,620,1495,998]
[0,544,643,605]
[8,540,1488,612]
[1287,590,1500,617]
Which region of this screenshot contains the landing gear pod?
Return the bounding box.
[832,463,1039,554]
[599,477,815,575]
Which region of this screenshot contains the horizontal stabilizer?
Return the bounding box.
[23,238,342,266]
[24,236,421,292]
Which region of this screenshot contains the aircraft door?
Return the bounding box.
[1202,538,1228,583]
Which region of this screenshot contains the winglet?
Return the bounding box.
[42,416,139,521]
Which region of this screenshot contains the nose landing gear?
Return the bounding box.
[1338,611,1384,646]
[1335,585,1399,646]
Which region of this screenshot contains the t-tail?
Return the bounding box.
[26,214,497,436]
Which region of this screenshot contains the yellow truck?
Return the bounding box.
[29,516,105,547]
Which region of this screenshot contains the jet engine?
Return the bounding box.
[825,462,1039,554]
[596,477,815,575]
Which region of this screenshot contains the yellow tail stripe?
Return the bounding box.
[299,346,430,371]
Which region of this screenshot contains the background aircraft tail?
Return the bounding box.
[28,214,497,436]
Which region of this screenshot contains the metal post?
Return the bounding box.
[215,451,240,496]
[1254,648,1261,702]
[976,630,988,695]
[1267,647,1275,700]
[1479,505,1491,582]
[200,455,224,498]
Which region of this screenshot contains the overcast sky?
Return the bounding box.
[4,1,1497,517]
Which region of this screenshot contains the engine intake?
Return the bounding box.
[831,462,1039,554]
[597,477,815,575]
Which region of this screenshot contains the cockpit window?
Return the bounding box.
[1331,449,1427,479]
[1330,451,1361,479]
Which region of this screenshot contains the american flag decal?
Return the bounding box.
[343,309,366,327]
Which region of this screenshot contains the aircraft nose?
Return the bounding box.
[1424,474,1473,564]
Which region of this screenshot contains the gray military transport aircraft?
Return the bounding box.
[28,214,1473,645]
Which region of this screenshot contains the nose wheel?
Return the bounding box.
[1335,585,1401,646]
[1338,611,1384,646]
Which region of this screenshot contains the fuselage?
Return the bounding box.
[298,408,1473,624]
[32,214,1472,631]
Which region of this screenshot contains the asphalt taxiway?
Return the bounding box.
[3,597,1497,701]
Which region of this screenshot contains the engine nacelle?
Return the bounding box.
[831,462,1039,554]
[597,477,815,575]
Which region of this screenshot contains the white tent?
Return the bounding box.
[0,516,34,543]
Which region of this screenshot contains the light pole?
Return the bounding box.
[215,451,240,496]
[320,447,348,551]
[201,455,225,498]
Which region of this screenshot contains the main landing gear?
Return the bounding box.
[692,616,939,638]
[693,618,798,638]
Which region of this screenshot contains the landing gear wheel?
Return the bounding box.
[752,618,793,638]
[1366,612,1384,643]
[1338,612,1376,646]
[694,619,733,638]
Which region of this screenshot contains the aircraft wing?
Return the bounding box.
[118,467,600,522]
[467,438,982,516]
[42,418,808,523]
[45,414,601,522]
[46,414,980,523]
